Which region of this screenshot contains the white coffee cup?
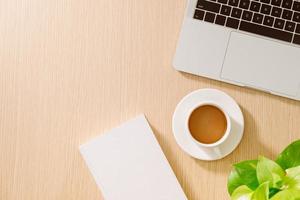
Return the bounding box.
[185,101,232,157]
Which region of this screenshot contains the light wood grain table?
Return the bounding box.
[0,0,300,199]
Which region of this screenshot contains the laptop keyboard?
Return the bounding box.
[194,0,300,45]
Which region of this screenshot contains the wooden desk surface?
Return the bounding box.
[0,0,300,199]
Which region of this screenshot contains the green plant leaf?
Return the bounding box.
[282,166,300,190]
[287,166,300,180]
[228,160,259,195]
[276,140,300,170]
[272,166,300,200]
[257,156,285,188]
[251,182,269,200]
[228,140,300,199]
[231,185,253,200]
[269,188,281,198]
[270,188,300,200]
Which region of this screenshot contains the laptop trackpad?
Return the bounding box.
[221,32,300,97]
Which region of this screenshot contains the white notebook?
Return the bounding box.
[80,115,188,200]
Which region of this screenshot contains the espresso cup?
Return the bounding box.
[185,102,232,156]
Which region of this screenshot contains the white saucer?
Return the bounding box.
[172,89,244,160]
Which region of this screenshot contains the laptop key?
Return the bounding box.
[261,0,270,4]
[296,24,300,33]
[274,18,285,29]
[250,1,261,12]
[293,12,300,23]
[239,0,250,9]
[271,0,282,6]
[204,12,216,22]
[285,21,296,32]
[263,16,275,26]
[282,0,293,9]
[229,0,239,7]
[194,9,206,20]
[226,17,240,28]
[253,13,264,24]
[271,7,282,17]
[239,21,293,42]
[215,15,227,25]
[261,4,272,15]
[221,5,232,16]
[293,1,300,12]
[282,9,293,20]
[218,0,228,4]
[231,8,243,18]
[197,0,221,13]
[293,34,300,44]
[242,10,253,21]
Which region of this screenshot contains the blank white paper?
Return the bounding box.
[80,115,188,200]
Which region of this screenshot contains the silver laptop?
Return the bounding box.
[174,0,300,101]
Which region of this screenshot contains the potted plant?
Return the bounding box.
[228,140,300,200]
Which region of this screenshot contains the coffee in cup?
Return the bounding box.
[188,105,228,144]
[185,102,231,151]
